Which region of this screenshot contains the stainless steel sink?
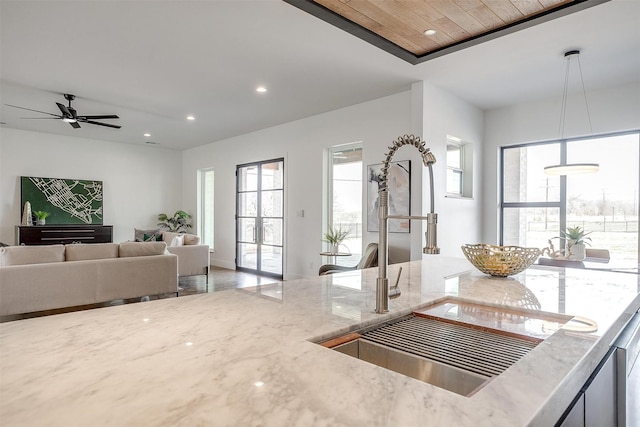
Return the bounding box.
[320,314,540,396]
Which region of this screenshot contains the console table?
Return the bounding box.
[15,225,113,245]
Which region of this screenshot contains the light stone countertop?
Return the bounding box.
[1,256,639,426]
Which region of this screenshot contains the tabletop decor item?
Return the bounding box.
[323,225,350,254]
[559,225,592,260]
[461,244,541,277]
[21,201,33,226]
[33,211,50,226]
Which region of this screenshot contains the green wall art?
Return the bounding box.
[21,176,103,225]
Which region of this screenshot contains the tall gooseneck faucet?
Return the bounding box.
[376,134,439,314]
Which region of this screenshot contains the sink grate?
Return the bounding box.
[360,315,539,378]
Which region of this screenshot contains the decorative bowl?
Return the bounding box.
[461,244,541,277]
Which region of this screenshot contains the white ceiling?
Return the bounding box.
[1,0,639,151]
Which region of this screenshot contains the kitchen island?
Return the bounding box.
[1,256,639,426]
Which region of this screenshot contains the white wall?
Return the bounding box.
[182,85,485,279]
[182,91,427,279]
[0,128,183,244]
[420,82,485,256]
[482,81,640,243]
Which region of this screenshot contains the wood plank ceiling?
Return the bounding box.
[285,0,606,64]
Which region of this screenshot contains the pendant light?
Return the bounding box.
[544,50,599,176]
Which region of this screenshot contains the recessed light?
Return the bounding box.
[186,342,193,346]
[424,29,437,36]
[186,115,195,121]
[144,133,151,137]
[254,381,265,387]
[256,87,267,93]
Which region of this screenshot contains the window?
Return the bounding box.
[446,135,473,198]
[500,131,639,262]
[198,168,214,251]
[327,143,363,266]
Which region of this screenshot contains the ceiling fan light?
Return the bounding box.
[544,163,599,175]
[62,117,77,123]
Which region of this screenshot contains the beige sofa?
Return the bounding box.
[161,231,210,282]
[0,242,178,317]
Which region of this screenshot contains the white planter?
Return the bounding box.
[569,243,586,260]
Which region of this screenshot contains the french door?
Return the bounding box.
[236,159,284,278]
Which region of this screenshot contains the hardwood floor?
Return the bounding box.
[0,266,283,322]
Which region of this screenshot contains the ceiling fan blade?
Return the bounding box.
[69,121,81,129]
[20,117,62,120]
[56,102,72,118]
[77,114,119,120]
[82,120,121,129]
[5,104,61,117]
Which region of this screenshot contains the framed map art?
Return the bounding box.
[20,176,103,225]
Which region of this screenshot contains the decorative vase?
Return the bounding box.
[36,218,46,226]
[22,202,33,226]
[331,244,339,254]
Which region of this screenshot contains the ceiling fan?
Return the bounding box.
[6,94,121,129]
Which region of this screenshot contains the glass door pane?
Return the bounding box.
[236,159,284,278]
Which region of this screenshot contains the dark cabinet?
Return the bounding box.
[16,225,113,245]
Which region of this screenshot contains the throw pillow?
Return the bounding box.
[170,234,184,247]
[143,233,162,242]
[134,228,161,242]
[183,234,201,245]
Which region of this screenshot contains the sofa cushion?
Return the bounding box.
[0,244,65,266]
[162,231,187,247]
[119,241,168,258]
[162,231,200,245]
[66,243,119,261]
[134,228,162,242]
[183,234,201,245]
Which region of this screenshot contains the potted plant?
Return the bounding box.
[560,225,592,260]
[33,211,50,226]
[157,210,192,233]
[323,225,350,254]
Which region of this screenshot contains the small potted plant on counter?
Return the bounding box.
[33,211,50,226]
[560,225,592,260]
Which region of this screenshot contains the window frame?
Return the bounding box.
[326,142,363,265]
[197,168,215,252]
[499,130,640,255]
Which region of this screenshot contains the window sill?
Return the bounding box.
[445,193,474,200]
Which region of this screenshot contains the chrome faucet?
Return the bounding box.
[376,134,439,314]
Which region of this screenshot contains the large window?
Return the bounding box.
[500,132,639,262]
[446,135,473,198]
[327,143,363,265]
[198,168,214,251]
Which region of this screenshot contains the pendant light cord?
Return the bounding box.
[576,54,593,135]
[558,51,593,139]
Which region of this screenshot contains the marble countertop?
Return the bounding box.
[1,256,639,426]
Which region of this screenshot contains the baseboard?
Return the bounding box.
[210,259,236,270]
